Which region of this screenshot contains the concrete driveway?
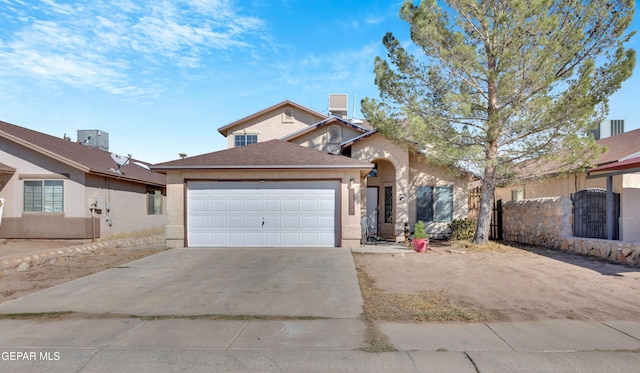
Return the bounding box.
[0,248,363,318]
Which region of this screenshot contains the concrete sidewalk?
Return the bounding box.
[1,244,639,371]
[1,318,639,372]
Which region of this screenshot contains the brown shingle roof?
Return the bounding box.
[152,139,374,171]
[0,120,165,186]
[594,127,640,165]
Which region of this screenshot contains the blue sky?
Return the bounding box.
[1,0,638,164]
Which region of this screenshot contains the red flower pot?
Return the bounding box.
[413,238,428,253]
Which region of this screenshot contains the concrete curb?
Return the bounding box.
[0,234,164,272]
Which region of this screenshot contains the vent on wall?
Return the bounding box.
[592,119,625,140]
[328,94,348,119]
[610,119,624,137]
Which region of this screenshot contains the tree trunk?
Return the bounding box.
[473,176,496,244]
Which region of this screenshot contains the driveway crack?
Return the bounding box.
[77,319,148,372]
[225,320,250,350]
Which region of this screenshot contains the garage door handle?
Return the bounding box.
[262,218,265,227]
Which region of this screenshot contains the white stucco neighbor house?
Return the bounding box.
[152,98,472,249]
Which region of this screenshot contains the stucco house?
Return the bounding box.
[495,125,640,242]
[153,98,471,249]
[0,120,166,240]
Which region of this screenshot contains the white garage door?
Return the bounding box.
[188,181,339,247]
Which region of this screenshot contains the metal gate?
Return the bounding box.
[490,199,503,240]
[572,188,619,240]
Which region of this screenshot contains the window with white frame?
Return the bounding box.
[24,180,64,213]
[147,188,163,215]
[234,134,258,147]
[416,186,453,222]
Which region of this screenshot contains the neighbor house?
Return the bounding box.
[0,121,167,240]
[495,122,640,242]
[153,97,472,249]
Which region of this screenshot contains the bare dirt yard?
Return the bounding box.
[0,240,164,304]
[2,240,640,324]
[354,241,640,322]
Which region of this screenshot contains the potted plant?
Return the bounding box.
[412,220,429,253]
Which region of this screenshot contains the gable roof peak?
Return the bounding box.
[217,100,327,136]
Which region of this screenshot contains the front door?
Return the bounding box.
[366,187,378,236]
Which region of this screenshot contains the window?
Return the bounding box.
[384,186,393,223]
[417,186,453,222]
[511,189,524,201]
[234,134,258,147]
[328,125,342,144]
[147,188,163,215]
[24,180,63,213]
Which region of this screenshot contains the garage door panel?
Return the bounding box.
[190,232,209,246]
[283,200,299,212]
[246,216,263,229]
[228,232,245,246]
[301,216,319,229]
[319,199,334,212]
[188,181,338,247]
[228,199,245,211]
[282,216,299,229]
[246,232,263,246]
[191,216,210,229]
[319,216,334,229]
[227,216,244,229]
[210,215,226,227]
[301,200,318,212]
[264,216,282,229]
[264,200,281,212]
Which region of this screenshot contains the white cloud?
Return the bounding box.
[0,0,266,96]
[39,0,74,15]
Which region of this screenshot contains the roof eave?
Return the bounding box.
[0,130,91,173]
[217,100,327,136]
[88,170,166,187]
[587,167,640,179]
[151,164,373,172]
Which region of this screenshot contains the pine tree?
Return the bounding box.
[362,0,635,244]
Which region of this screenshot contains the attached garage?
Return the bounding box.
[152,140,373,249]
[188,181,339,247]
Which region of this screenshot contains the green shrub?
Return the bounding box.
[448,218,476,241]
[413,220,428,239]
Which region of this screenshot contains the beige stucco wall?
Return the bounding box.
[408,154,470,238]
[84,175,166,240]
[225,105,324,148]
[290,124,363,153]
[0,141,166,240]
[495,173,620,202]
[163,168,366,249]
[621,173,640,242]
[351,134,409,241]
[350,134,470,240]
